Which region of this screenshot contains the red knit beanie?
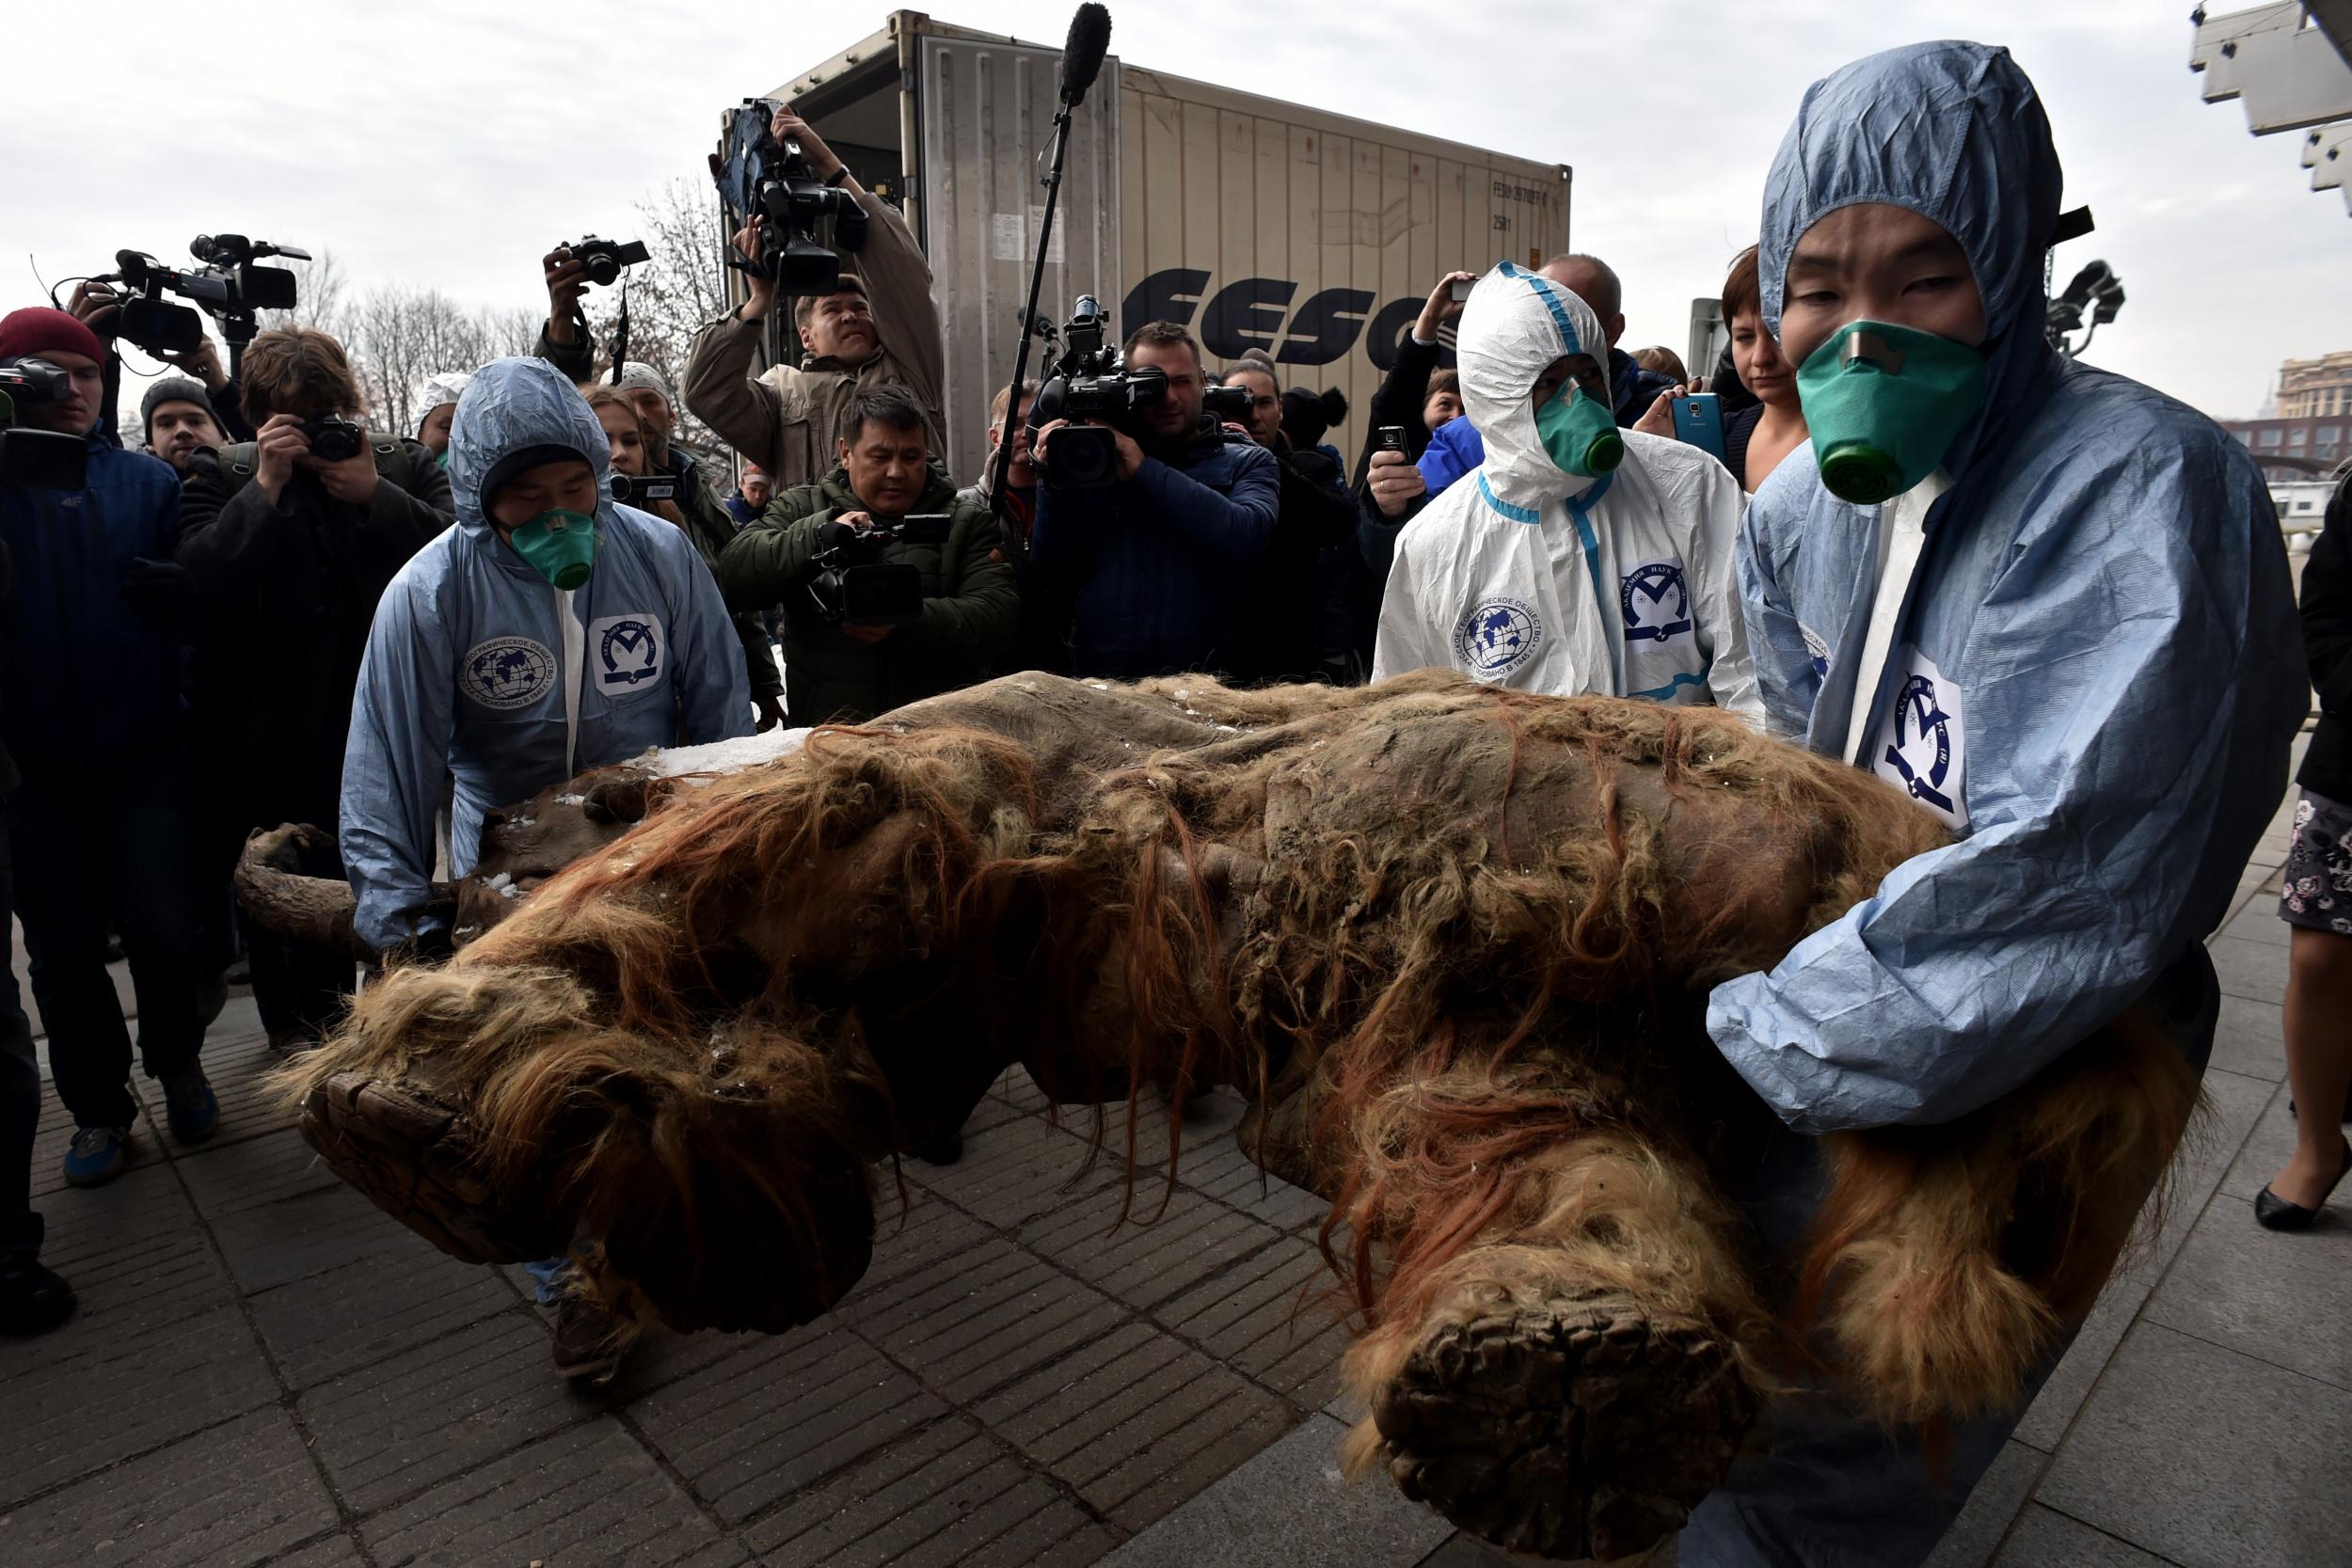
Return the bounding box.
[0,308,106,367]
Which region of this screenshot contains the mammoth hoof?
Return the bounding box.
[299,1070,567,1265]
[1374,1293,1755,1562]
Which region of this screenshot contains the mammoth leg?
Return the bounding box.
[1347,1130,1767,1563]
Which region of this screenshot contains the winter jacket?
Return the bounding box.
[966,479,1068,677]
[717,464,1016,724]
[1029,428,1280,680]
[178,434,452,838]
[2297,473,2352,800]
[1372,263,1756,717]
[1708,41,2303,1134]
[681,188,946,492]
[1231,439,1359,687]
[0,431,185,775]
[341,357,752,951]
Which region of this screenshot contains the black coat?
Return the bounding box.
[176,439,451,854]
[1231,440,1359,687]
[2298,474,2352,799]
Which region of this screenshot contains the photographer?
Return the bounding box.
[968,378,1068,676]
[584,386,787,730]
[1219,358,1359,686]
[141,376,228,476]
[683,108,946,490]
[0,307,215,1182]
[1029,322,1279,681]
[177,327,453,1052]
[718,386,1014,725]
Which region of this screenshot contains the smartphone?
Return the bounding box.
[1448,280,1474,303]
[1375,424,1408,454]
[1671,392,1726,463]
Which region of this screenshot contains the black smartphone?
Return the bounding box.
[1375,425,1407,454]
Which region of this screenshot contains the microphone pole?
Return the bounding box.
[989,4,1110,540]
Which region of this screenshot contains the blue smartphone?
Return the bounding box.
[1671,392,1725,463]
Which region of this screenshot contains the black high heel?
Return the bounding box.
[2254,1134,2352,1231]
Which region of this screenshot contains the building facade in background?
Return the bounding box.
[2279,350,2352,417]
[2223,414,2348,483]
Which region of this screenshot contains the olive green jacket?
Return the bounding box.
[716,465,1016,723]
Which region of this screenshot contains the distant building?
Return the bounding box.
[2278,351,2352,418]
[2222,414,2351,483]
[2272,477,2340,528]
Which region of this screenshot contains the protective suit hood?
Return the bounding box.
[446,356,614,543]
[1456,262,1609,505]
[1758,40,2064,484]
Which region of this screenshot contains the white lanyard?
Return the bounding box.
[557,587,583,776]
[1843,469,1951,766]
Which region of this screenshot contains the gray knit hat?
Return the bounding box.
[140,376,221,441]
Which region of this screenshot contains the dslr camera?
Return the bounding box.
[99,233,308,356]
[713,100,869,295]
[303,414,368,464]
[807,512,951,625]
[565,235,649,288]
[1027,296,1171,490]
[0,358,87,490]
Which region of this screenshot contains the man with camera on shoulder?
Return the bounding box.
[684,107,946,491]
[178,327,453,1053]
[717,385,1014,728]
[1028,321,1279,680]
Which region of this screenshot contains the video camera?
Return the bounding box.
[713,100,869,295]
[565,235,649,288]
[0,358,88,490]
[1027,296,1169,489]
[610,471,681,507]
[98,233,309,358]
[807,512,951,625]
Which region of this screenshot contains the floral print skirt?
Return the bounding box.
[2280,789,2352,935]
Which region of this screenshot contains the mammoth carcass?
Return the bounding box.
[249,673,2199,1563]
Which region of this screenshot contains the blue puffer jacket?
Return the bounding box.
[1705,41,2304,1134]
[1029,424,1279,678]
[340,357,751,950]
[0,432,184,774]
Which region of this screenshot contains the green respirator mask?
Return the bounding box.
[508,508,597,590]
[1796,321,1989,505]
[1535,386,1624,480]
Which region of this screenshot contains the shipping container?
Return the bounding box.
[759,9,1572,481]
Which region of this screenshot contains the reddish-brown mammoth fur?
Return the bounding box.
[270,673,2201,1562]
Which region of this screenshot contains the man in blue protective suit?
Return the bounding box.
[1677,43,2304,1567]
[341,355,750,1384]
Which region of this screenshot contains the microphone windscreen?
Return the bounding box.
[1058,4,1112,106]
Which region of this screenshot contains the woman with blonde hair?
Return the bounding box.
[582,386,784,725]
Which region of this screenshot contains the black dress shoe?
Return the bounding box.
[0,1257,76,1336]
[2255,1134,2352,1231]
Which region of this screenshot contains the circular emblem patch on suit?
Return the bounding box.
[1455,597,1544,678]
[461,636,558,711]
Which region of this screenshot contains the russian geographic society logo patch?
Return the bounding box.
[1454,597,1544,678]
[461,637,557,711]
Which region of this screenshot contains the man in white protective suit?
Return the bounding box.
[1372,261,1757,717]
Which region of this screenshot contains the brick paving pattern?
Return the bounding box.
[2,767,2347,1565]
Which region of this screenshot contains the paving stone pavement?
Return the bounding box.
[3,768,2346,1566]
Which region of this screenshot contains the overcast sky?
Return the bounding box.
[3,0,2341,420]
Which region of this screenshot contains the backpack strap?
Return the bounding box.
[205,433,409,502]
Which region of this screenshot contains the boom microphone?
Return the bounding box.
[1058,3,1112,108]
